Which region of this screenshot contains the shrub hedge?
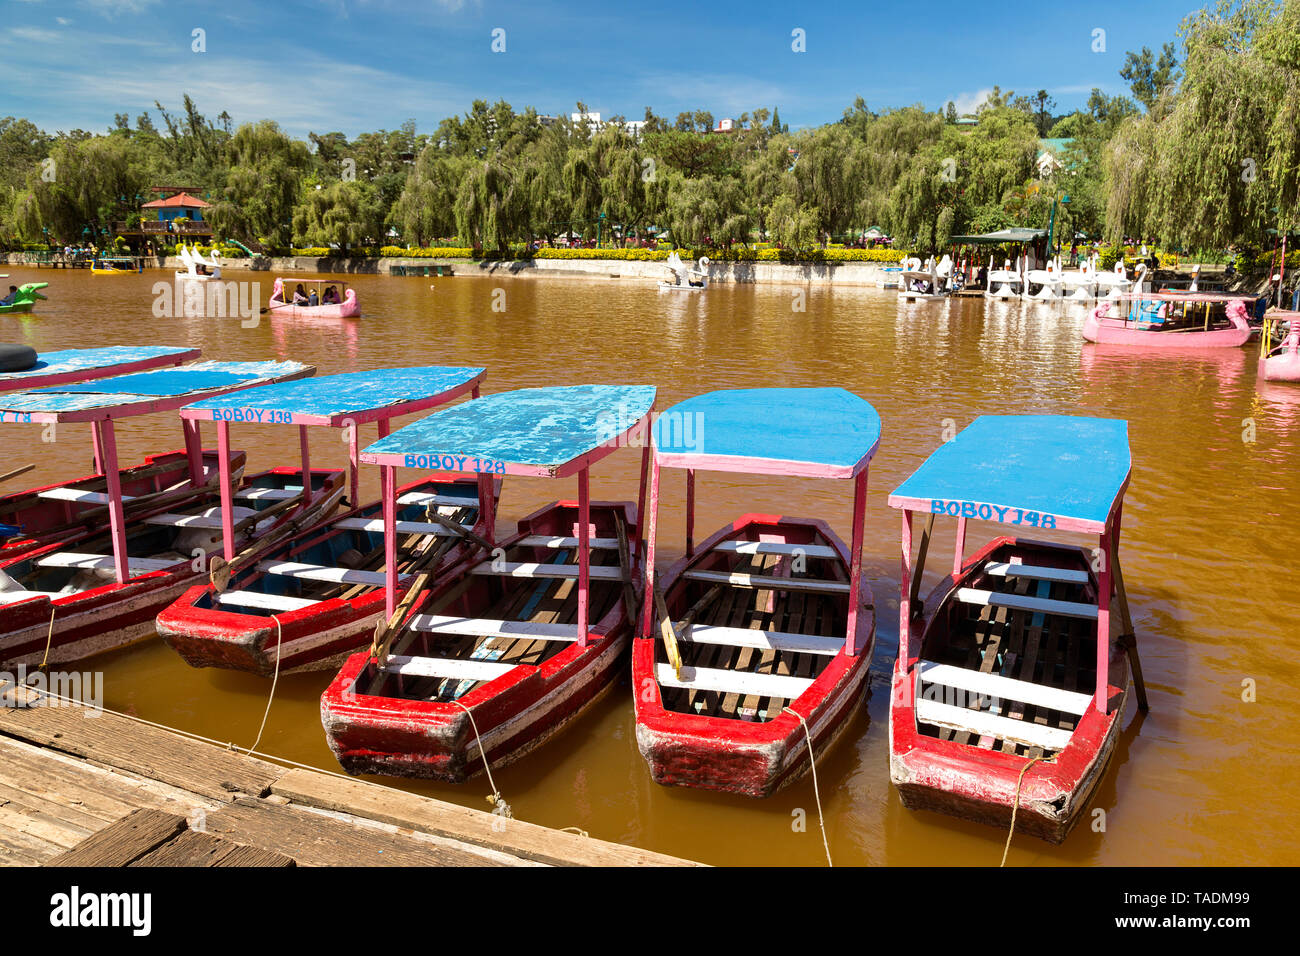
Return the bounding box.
[375,245,908,264]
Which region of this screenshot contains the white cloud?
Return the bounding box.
[80,0,161,16]
[949,88,994,115]
[56,17,72,25]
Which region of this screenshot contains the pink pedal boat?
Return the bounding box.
[268,278,360,319]
[1259,310,1300,382]
[1083,292,1255,348]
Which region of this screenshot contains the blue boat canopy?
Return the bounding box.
[184,366,486,426]
[888,415,1131,533]
[0,346,196,382]
[653,387,881,478]
[0,361,313,419]
[361,384,656,477]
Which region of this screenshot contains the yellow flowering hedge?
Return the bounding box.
[378,246,908,263]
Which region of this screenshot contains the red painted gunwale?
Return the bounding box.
[0,466,343,667]
[632,514,875,798]
[157,475,500,676]
[888,535,1130,843]
[0,448,240,560]
[320,500,638,782]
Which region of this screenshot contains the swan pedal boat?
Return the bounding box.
[156,366,496,676]
[1084,292,1254,348]
[321,384,655,781]
[888,415,1143,843]
[1260,310,1300,382]
[0,359,338,667]
[633,387,878,797]
[268,278,361,318]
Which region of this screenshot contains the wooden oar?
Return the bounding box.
[423,508,496,554]
[612,512,640,624]
[1108,541,1149,711]
[371,531,476,663]
[209,491,322,591]
[907,513,936,615]
[0,464,35,485]
[652,582,684,678]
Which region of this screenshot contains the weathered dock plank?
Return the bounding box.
[46,809,185,867]
[0,705,282,801]
[271,768,701,866]
[0,704,700,867]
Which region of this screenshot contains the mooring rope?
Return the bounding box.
[1001,754,1051,866]
[247,615,282,754]
[786,705,832,867]
[38,606,56,670]
[449,698,511,820]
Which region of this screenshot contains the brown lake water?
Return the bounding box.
[3,265,1297,865]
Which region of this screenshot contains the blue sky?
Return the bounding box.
[2,0,1199,138]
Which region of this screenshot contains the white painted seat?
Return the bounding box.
[37,488,135,504]
[396,492,479,509]
[408,614,582,641]
[333,517,470,536]
[985,562,1089,585]
[915,698,1073,751]
[215,591,319,612]
[955,587,1098,620]
[470,561,625,580]
[382,655,516,682]
[713,540,838,560]
[0,590,60,605]
[682,568,850,594]
[256,560,400,587]
[35,552,177,573]
[143,513,225,529]
[235,487,299,501]
[516,535,619,550]
[917,660,1092,715]
[676,624,843,656]
[654,662,814,700]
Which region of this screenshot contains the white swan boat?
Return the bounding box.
[659,253,710,292]
[175,244,223,282]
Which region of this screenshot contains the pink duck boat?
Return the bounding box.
[1260,311,1300,382]
[268,278,360,319]
[1083,293,1254,349]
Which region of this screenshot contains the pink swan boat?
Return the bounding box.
[1260,311,1300,382]
[1083,293,1253,349]
[268,278,360,319]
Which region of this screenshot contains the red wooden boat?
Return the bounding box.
[321,384,655,781]
[157,367,497,675]
[633,388,880,797]
[888,415,1147,843]
[0,360,341,667]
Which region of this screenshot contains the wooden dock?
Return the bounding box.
[0,699,697,867]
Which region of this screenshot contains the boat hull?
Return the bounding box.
[1260,337,1300,381]
[157,476,497,676]
[888,536,1130,843]
[633,515,874,798]
[321,501,637,782]
[0,468,344,667]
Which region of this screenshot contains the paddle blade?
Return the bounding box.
[209,555,231,592]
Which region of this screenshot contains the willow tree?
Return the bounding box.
[1106,0,1300,246]
[292,179,385,253]
[207,121,310,248]
[454,158,528,251]
[391,145,464,244]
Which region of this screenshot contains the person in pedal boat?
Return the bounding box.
[323,285,340,304]
[307,288,320,306]
[292,283,309,305]
[0,286,16,307]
